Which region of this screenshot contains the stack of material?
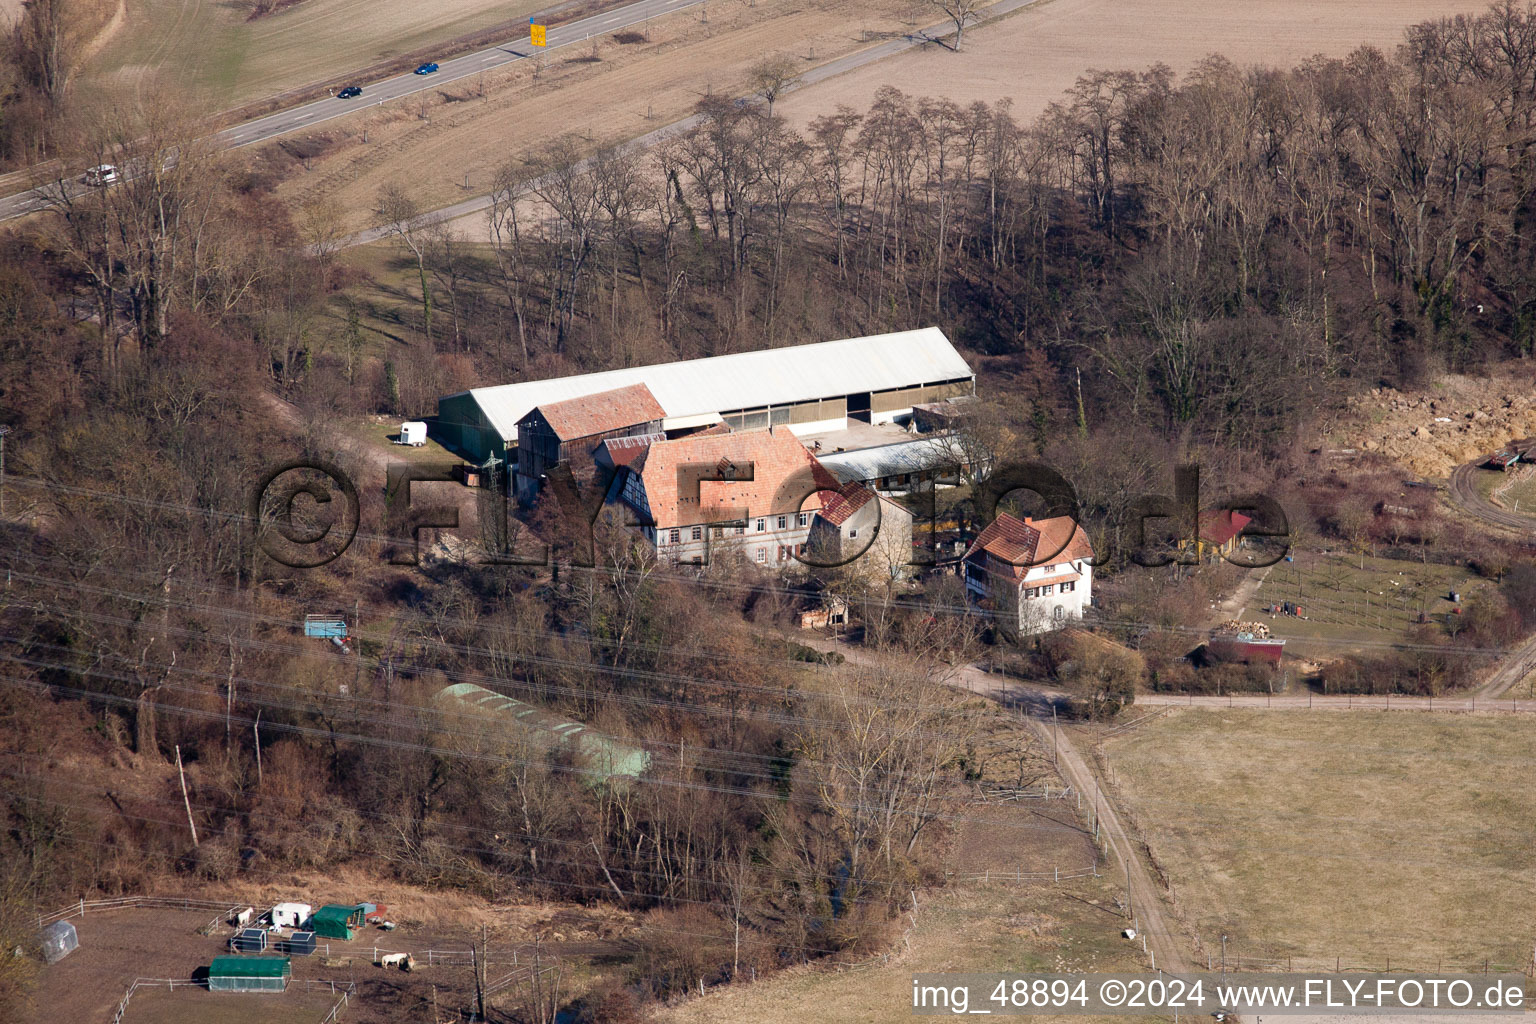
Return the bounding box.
[1215,620,1271,638]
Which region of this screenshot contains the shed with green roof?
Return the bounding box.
[208,955,291,992]
[310,903,366,940]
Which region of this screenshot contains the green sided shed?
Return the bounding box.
[208,956,290,992]
[311,904,366,940]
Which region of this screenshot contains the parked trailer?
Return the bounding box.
[269,902,311,930]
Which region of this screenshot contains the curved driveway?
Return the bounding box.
[1446,447,1536,535]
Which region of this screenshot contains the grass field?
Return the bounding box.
[85,0,546,106]
[1102,710,1536,970]
[1248,551,1492,659]
[1489,465,1536,515]
[776,0,1497,130]
[119,984,338,1024]
[654,878,1160,1024]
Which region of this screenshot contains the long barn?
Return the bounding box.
[433,327,975,468]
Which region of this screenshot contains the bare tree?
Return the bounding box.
[487,159,532,363]
[13,0,78,106]
[749,54,799,117]
[929,0,984,51]
[374,183,435,339]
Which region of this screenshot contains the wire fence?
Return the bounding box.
[974,781,1075,802]
[39,895,245,929]
[484,962,560,998]
[1205,949,1534,976]
[110,977,353,1024]
[945,865,1099,885]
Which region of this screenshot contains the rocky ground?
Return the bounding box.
[1340,368,1536,478]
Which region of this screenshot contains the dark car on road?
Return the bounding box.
[414,62,439,75]
[337,86,363,98]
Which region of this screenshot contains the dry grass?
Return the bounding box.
[1490,465,1536,514]
[776,0,1499,130]
[84,0,548,105]
[653,879,1159,1024]
[1102,709,1536,969]
[265,0,920,232]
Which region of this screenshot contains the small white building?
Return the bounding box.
[269,902,312,930]
[962,513,1093,635]
[399,421,428,446]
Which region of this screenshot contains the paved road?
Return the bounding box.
[0,0,707,221]
[1446,448,1536,535]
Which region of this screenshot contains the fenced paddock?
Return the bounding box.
[37,896,245,930]
[115,978,352,1024]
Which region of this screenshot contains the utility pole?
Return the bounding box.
[1076,367,1088,438]
[1221,933,1228,973]
[254,710,263,785]
[175,745,199,847]
[0,424,10,516]
[1126,857,1133,924]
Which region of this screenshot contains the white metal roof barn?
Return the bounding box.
[434,327,974,465]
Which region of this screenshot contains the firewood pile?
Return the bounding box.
[1215,620,1271,638]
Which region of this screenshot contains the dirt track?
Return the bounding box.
[1447,452,1536,536]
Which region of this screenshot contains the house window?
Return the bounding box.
[669,529,680,544]
[1061,581,1075,593]
[1040,584,1054,596]
[735,525,745,535]
[777,515,787,530]
[756,549,766,563]
[849,528,859,539]
[756,518,766,532]
[691,526,702,541]
[1053,606,1065,621]
[1024,587,1036,599]
[1043,563,1056,574]
[797,513,808,527]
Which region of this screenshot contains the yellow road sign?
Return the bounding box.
[530,23,547,47]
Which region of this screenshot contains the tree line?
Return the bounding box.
[350,2,1536,462]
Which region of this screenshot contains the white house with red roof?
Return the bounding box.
[962,512,1094,634]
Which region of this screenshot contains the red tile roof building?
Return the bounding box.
[613,427,843,565]
[962,512,1093,634]
[516,384,666,504]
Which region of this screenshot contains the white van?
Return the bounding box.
[83,165,119,187]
